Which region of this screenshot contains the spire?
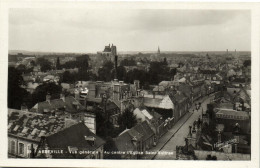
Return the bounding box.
[158,46,160,54]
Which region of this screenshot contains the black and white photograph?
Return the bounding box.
[1,1,259,167]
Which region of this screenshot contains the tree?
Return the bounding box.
[56,57,61,70]
[76,54,89,70]
[62,71,76,84]
[112,65,126,81]
[243,60,251,67]
[117,108,137,132]
[95,107,116,139]
[103,136,121,159]
[36,57,52,72]
[163,57,168,65]
[98,61,114,81]
[120,58,137,66]
[31,82,62,105]
[8,67,29,109]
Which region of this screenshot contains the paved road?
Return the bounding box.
[153,94,215,160]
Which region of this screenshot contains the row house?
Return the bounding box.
[133,107,166,142]
[39,123,105,159]
[8,109,104,159]
[30,93,96,134]
[114,120,155,159]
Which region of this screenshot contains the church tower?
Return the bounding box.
[157,46,160,55]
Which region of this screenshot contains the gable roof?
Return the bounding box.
[46,122,105,151]
[114,120,154,152]
[31,96,85,114]
[143,96,173,110]
[8,109,69,142]
[132,120,155,141]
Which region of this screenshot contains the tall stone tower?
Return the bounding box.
[111,44,117,56]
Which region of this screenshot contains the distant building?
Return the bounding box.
[97,43,117,61]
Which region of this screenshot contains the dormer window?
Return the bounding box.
[84,136,95,146]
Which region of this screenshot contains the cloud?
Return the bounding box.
[9,9,251,52]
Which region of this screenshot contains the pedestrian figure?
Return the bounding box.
[198,117,201,128]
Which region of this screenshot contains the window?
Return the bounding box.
[10,141,15,154]
[19,143,25,155]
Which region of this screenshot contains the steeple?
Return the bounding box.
[158,46,160,55]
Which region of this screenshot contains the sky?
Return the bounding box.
[9,9,251,53]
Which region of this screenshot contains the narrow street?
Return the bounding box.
[141,94,215,160]
[152,94,215,160]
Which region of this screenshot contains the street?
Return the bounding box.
[150,94,214,160]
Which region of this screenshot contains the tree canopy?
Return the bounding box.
[36,57,52,72]
[31,82,62,105]
[117,108,137,132]
[8,67,29,109]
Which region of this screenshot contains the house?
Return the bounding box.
[193,150,250,160]
[215,108,250,134]
[40,123,105,159]
[143,95,174,119]
[114,120,155,159]
[169,91,190,122]
[30,93,96,134]
[43,75,60,84]
[8,109,76,158]
[100,100,121,127]
[133,107,166,139]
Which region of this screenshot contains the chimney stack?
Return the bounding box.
[185,138,188,148]
[46,93,51,104]
[188,126,192,137]
[114,55,118,80]
[192,126,196,138]
[218,132,221,143]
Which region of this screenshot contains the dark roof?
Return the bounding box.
[215,109,249,120]
[231,78,246,83]
[8,109,68,142]
[114,121,154,152]
[114,131,136,152]
[46,122,105,150]
[170,91,188,104]
[132,120,154,141]
[178,84,192,98]
[31,96,85,113]
[101,100,119,111]
[199,69,217,74]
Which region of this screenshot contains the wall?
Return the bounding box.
[8,136,38,158]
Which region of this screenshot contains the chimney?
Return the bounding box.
[85,136,96,146]
[185,138,188,148]
[188,126,192,137]
[218,132,221,143]
[114,55,118,80]
[60,93,65,102]
[46,93,51,104]
[192,126,196,138]
[234,144,238,153]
